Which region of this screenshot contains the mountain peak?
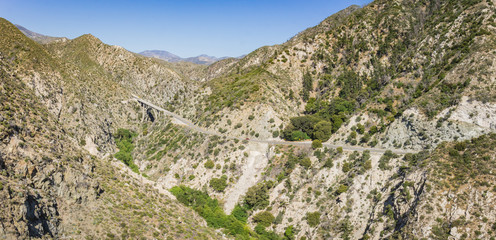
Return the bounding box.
[79,33,99,41]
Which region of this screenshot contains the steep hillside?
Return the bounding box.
[0,68,220,239]
[1,17,205,156]
[129,110,496,239]
[392,133,496,239]
[1,17,225,239]
[171,0,496,152]
[122,0,496,239]
[2,0,496,239]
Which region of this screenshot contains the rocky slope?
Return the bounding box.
[127,0,496,239]
[0,67,220,239]
[171,0,496,152]
[2,18,206,156]
[1,0,496,239]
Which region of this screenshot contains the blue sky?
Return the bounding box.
[1,0,371,57]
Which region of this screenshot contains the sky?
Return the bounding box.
[1,0,371,57]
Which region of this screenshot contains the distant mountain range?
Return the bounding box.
[14,24,233,65]
[15,24,67,44]
[139,50,232,65]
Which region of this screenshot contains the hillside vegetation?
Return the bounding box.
[1,0,496,239]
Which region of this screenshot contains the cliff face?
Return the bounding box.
[0,67,100,238]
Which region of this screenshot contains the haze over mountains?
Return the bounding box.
[139,50,232,65]
[2,0,496,239]
[15,25,232,65]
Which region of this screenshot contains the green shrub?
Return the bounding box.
[284,226,295,240]
[272,130,280,138]
[244,181,274,210]
[170,186,254,238]
[313,121,333,141]
[356,124,365,134]
[337,147,343,153]
[306,212,321,227]
[114,128,139,173]
[323,158,334,168]
[454,141,467,151]
[379,150,398,170]
[231,204,248,223]
[290,130,310,141]
[312,140,323,149]
[342,162,351,173]
[336,184,348,195]
[369,125,378,134]
[364,160,372,170]
[274,211,284,225]
[253,211,275,227]
[204,160,215,169]
[210,176,228,192]
[360,133,371,143]
[300,157,312,169]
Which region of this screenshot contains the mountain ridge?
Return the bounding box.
[2,0,496,239]
[139,49,232,65]
[15,24,67,44]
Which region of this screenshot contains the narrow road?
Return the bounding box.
[132,95,418,154]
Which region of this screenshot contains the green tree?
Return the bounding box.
[253,211,275,227]
[356,123,365,134]
[313,121,333,141]
[114,128,138,173]
[312,139,323,149]
[170,186,254,238]
[284,226,295,240]
[300,157,312,169]
[231,205,248,223]
[210,175,228,192]
[342,162,351,173]
[301,72,313,101]
[323,158,334,168]
[364,160,372,170]
[204,160,215,169]
[287,130,309,141]
[244,181,273,209]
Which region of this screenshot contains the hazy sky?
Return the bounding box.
[1,0,371,57]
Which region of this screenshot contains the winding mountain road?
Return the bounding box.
[132,95,418,155]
